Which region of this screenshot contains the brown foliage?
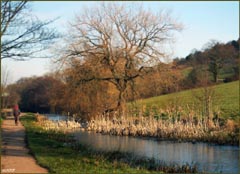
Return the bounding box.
[58,3,182,116]
[135,63,184,99]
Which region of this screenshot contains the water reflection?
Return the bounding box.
[45,114,68,121]
[45,115,239,173]
[72,130,239,173]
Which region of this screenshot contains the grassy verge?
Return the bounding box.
[21,113,198,174]
[131,81,239,119]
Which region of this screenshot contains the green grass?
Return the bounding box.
[219,68,235,79]
[21,114,197,174]
[131,81,239,119]
[181,66,193,77]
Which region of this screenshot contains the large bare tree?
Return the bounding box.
[62,3,182,115]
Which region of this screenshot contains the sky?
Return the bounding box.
[2,1,239,83]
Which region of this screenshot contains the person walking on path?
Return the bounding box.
[13,104,20,125]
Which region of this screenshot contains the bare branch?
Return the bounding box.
[1,1,60,60]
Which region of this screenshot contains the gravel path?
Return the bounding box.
[1,116,48,173]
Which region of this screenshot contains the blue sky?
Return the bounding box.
[3,1,239,83]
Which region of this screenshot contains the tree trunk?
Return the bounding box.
[213,72,218,83]
[113,78,128,117]
[117,90,125,117]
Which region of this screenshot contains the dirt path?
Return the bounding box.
[1,116,48,173]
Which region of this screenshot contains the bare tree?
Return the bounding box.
[1,66,11,87]
[204,40,230,83]
[61,3,182,116]
[1,66,11,108]
[1,1,59,60]
[0,1,59,116]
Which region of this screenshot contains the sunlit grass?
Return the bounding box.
[132,81,239,119]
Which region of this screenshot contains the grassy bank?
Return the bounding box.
[21,113,198,174]
[131,81,239,119]
[87,83,239,146]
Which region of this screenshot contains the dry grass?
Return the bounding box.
[86,106,239,145]
[35,107,239,145]
[35,113,81,131]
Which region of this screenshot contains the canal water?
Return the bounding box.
[45,114,68,121]
[46,115,239,173]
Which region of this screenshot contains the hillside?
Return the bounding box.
[132,81,239,119]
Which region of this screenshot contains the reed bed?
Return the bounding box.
[36,114,81,131]
[86,106,239,145]
[35,106,239,145]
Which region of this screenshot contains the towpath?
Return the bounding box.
[1,115,48,173]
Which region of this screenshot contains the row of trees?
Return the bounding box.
[1,2,238,119]
[176,39,239,86]
[5,37,238,117]
[3,41,238,118]
[4,67,182,118]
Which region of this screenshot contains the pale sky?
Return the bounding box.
[2,1,239,83]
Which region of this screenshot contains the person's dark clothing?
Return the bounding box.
[13,105,20,125]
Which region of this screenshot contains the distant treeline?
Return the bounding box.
[3,38,239,116]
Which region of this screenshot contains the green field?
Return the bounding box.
[132,81,239,119]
